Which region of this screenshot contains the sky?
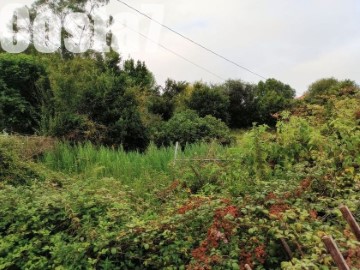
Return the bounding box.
[1,0,360,95]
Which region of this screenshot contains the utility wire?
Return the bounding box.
[116,0,267,80]
[121,23,226,81]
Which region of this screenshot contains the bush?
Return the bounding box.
[153,110,233,147]
[0,137,46,186]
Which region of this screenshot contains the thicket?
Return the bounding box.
[0,52,242,150]
[1,0,359,268]
[0,48,297,151]
[0,82,359,269]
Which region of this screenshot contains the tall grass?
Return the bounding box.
[41,142,224,194]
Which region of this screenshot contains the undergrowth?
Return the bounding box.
[0,94,359,269]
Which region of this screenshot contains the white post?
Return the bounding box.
[173,141,179,166]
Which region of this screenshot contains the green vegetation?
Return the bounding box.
[0,2,359,267]
[305,78,358,105]
[225,80,257,128]
[187,82,230,124]
[0,49,294,148]
[41,141,222,197]
[153,110,233,147]
[1,83,359,269]
[255,79,295,126]
[0,54,52,134]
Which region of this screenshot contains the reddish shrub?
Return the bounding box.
[177,197,209,214]
[188,202,239,269]
[309,210,318,220]
[269,204,289,219]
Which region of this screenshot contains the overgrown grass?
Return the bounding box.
[41,141,225,194]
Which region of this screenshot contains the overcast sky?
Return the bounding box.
[1,0,360,95]
[108,0,360,95]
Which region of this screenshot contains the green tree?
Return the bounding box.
[162,79,189,99]
[0,54,52,134]
[256,78,295,125]
[80,79,150,151]
[44,55,149,151]
[31,0,111,59]
[123,59,156,91]
[224,80,257,128]
[149,79,189,121]
[187,82,230,123]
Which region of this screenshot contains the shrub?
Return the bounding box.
[305,78,359,104]
[153,110,233,147]
[0,137,46,186]
[1,92,360,269]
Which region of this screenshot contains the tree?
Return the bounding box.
[0,54,52,134]
[305,78,359,104]
[149,79,189,121]
[123,59,156,91]
[44,55,150,151]
[187,82,230,123]
[256,79,295,125]
[162,79,189,99]
[80,80,150,151]
[148,96,175,121]
[224,80,257,128]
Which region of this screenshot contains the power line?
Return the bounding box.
[115,0,267,80]
[120,23,226,80]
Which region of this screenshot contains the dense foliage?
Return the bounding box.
[304,77,358,105]
[225,80,257,128]
[153,110,233,147]
[0,84,359,269]
[0,51,298,149]
[187,83,230,124]
[0,54,52,134]
[0,0,295,143]
[255,79,295,125]
[1,1,359,268]
[149,79,189,121]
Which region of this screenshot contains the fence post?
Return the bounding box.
[244,264,252,270]
[322,236,350,270]
[280,238,293,260]
[173,142,179,166]
[339,205,360,241]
